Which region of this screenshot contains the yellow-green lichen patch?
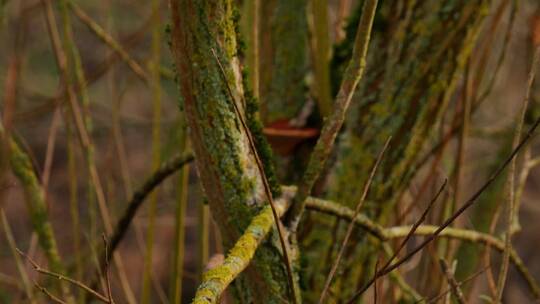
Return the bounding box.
[192,206,275,304]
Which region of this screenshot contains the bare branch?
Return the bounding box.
[102,153,194,268]
[439,259,467,304]
[17,248,111,303]
[318,137,390,303]
[347,111,540,303]
[286,0,379,231]
[497,46,540,301]
[34,281,68,304]
[67,1,149,83]
[380,180,447,273]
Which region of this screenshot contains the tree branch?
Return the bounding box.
[193,189,540,303]
[192,187,295,304]
[1,122,72,300]
[286,0,379,231]
[103,153,193,268]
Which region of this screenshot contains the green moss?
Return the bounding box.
[301,0,491,300]
[244,79,282,197]
[171,1,293,302]
[192,205,290,304]
[259,0,308,122]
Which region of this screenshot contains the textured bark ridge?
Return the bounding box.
[330,0,489,216]
[169,1,295,302]
[300,1,491,301]
[259,0,309,123]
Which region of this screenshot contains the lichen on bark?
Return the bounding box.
[169,1,295,302]
[259,0,309,123]
[300,0,491,301]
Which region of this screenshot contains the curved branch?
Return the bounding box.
[87,153,194,295]
[304,196,385,238]
[84,152,193,296]
[387,225,540,298]
[105,153,194,265]
[308,202,540,299]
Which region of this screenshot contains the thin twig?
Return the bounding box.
[318,137,390,304]
[346,112,540,303]
[41,107,61,202]
[171,120,190,304]
[381,180,447,273]
[513,147,532,233]
[447,58,472,256]
[131,220,170,304]
[380,243,422,301]
[373,260,379,304]
[67,1,149,83]
[496,46,540,302]
[0,210,36,303]
[474,0,517,107]
[17,248,110,303]
[286,0,379,231]
[104,153,194,267]
[439,259,467,304]
[141,0,163,301]
[34,281,68,304]
[211,48,299,303]
[420,265,489,304]
[102,235,114,304]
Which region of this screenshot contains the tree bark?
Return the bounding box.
[168,1,296,302]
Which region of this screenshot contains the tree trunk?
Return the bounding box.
[169,1,296,302]
[301,0,491,301]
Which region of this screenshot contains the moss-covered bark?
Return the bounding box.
[168,1,296,302]
[259,0,308,123]
[300,1,491,301]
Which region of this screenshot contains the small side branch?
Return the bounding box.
[17,248,111,303]
[192,187,540,302]
[192,188,294,304]
[439,259,467,304]
[104,153,194,267]
[305,199,540,299]
[383,225,540,298]
[67,1,149,83]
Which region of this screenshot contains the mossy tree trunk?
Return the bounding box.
[300,0,491,301]
[168,1,296,303]
[258,0,309,124]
